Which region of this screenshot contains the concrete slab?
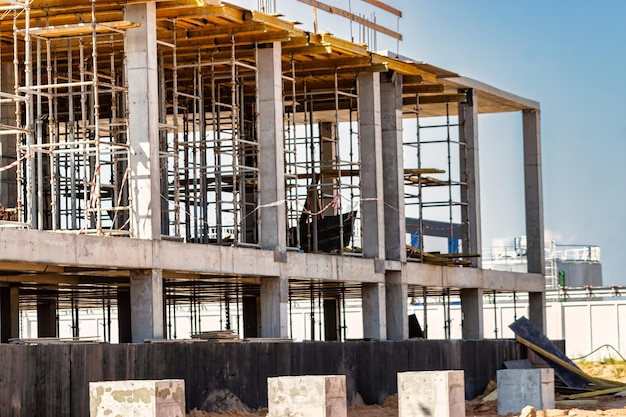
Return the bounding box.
[397,370,464,417]
[89,379,185,417]
[267,375,347,417]
[497,368,554,414]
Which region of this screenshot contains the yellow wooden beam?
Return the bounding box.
[319,33,368,56]
[22,20,139,38]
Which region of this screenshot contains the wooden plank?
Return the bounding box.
[295,0,402,40]
[23,21,139,38]
[36,344,71,417]
[70,344,104,417]
[361,0,402,17]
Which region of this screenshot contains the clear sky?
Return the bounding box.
[242,1,626,285]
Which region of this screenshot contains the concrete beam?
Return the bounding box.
[258,42,286,251]
[358,72,385,260]
[126,2,161,239]
[260,276,288,338]
[130,269,164,342]
[458,88,482,267]
[0,229,546,292]
[381,71,406,262]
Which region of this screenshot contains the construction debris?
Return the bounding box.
[509,317,626,398]
[192,330,240,342]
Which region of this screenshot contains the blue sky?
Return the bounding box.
[405,1,626,285]
[244,1,626,285]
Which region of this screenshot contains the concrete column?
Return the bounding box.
[528,291,546,334]
[258,42,286,251]
[523,109,546,332]
[260,276,288,338]
[458,89,482,267]
[323,298,340,341]
[130,269,164,342]
[117,287,132,343]
[0,286,19,342]
[125,2,161,239]
[386,271,408,340]
[319,122,338,211]
[242,295,260,338]
[381,72,406,262]
[461,288,484,339]
[37,297,57,338]
[362,283,386,340]
[0,63,16,207]
[358,73,385,259]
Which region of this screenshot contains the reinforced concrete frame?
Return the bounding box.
[0,0,545,343]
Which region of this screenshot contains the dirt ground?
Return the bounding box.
[187,363,626,417]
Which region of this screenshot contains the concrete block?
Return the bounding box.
[89,379,185,417]
[497,368,555,414]
[267,375,347,417]
[397,370,465,417]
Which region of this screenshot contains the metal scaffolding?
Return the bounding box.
[0,0,133,234]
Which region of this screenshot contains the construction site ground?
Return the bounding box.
[186,362,626,417]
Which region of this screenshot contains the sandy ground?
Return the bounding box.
[187,363,626,417]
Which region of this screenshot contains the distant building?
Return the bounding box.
[483,237,602,289]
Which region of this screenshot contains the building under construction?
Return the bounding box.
[0,0,548,413]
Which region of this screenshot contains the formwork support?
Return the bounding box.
[258,42,286,251]
[260,276,289,338]
[458,88,481,267]
[461,288,483,339]
[126,2,161,239]
[358,72,385,259]
[523,109,546,332]
[130,269,164,342]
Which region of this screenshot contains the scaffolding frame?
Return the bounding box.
[404,94,469,260]
[0,0,133,235]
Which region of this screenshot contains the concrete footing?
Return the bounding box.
[397,370,465,417]
[89,379,185,417]
[497,368,554,414]
[267,375,347,417]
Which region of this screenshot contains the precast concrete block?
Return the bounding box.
[89,379,185,417]
[397,370,465,417]
[267,375,347,417]
[497,368,554,414]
